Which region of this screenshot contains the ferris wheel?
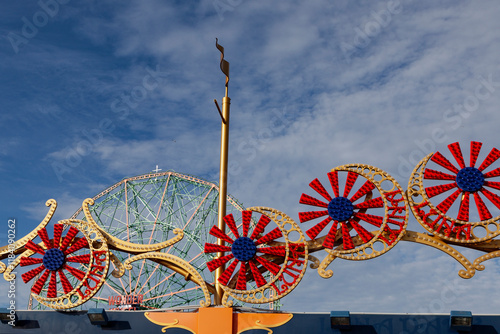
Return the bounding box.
[28,171,246,310]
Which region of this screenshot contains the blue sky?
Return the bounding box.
[2,0,500,313]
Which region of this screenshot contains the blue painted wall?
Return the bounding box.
[1,310,499,333]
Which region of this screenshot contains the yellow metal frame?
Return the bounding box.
[1,198,212,309]
[220,207,308,306]
[0,199,57,274]
[408,153,500,243]
[309,164,409,278]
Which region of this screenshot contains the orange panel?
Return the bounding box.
[144,311,198,334]
[198,307,233,334]
[145,308,292,334]
[235,313,293,334]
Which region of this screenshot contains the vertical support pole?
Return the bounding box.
[215,90,230,305]
[214,38,231,305]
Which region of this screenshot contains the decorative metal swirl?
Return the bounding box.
[6,218,109,309]
[408,141,500,243]
[204,207,308,306]
[0,199,57,274]
[81,198,185,252]
[1,198,212,309]
[299,164,408,278]
[117,252,211,307]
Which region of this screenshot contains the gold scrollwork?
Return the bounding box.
[402,231,475,279]
[5,215,111,310]
[327,164,409,260]
[1,199,112,309]
[79,197,213,306]
[220,207,308,306]
[118,252,211,307]
[0,199,57,274]
[109,252,126,278]
[81,198,185,253]
[308,255,320,269]
[408,153,500,243]
[34,219,110,309]
[472,250,500,272]
[299,164,409,279]
[317,253,335,279]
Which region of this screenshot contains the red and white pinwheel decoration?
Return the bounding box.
[299,165,408,260]
[17,220,109,309]
[409,141,500,242]
[204,207,307,305]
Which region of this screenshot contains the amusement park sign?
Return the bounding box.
[2,141,500,310]
[108,294,144,310]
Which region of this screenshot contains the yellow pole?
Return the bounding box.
[215,87,230,305]
[214,38,230,305]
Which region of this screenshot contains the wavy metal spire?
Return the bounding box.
[216,38,230,86]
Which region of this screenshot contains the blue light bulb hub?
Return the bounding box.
[328,196,354,222]
[456,167,484,192]
[231,237,257,262]
[43,248,66,271]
